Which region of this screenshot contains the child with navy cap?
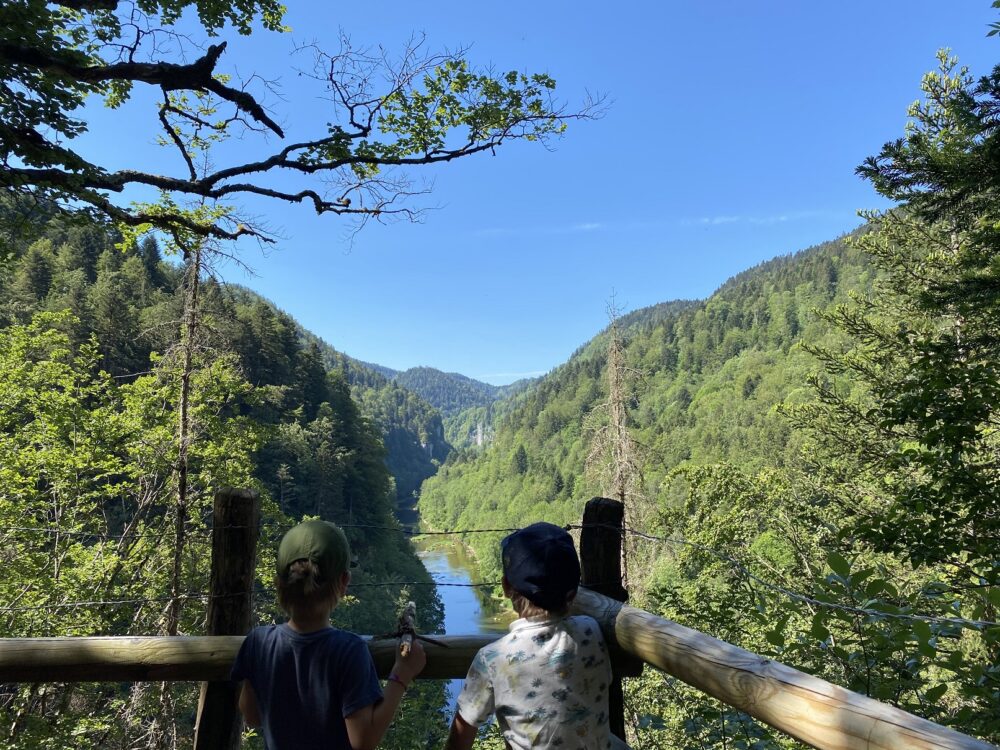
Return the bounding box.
[445,522,613,750]
[232,520,426,749]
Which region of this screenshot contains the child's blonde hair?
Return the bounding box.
[275,559,338,614]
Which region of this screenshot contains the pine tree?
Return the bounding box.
[789,52,1000,739]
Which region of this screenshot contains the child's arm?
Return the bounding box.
[446,648,494,750]
[443,713,478,750]
[344,640,426,750]
[237,680,261,728]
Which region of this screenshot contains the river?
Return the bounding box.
[411,536,512,706]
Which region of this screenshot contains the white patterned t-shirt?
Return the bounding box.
[456,614,613,750]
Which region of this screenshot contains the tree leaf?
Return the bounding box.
[827,551,851,578]
[925,683,947,703]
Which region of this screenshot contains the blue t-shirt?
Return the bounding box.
[231,624,383,750]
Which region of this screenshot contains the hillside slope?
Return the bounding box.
[0,214,444,629]
[296,330,452,503]
[419,236,871,568]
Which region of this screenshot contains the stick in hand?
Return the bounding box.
[398,601,416,657]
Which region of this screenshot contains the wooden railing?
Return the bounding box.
[572,587,996,750]
[1,495,996,750]
[0,591,995,750]
[0,633,495,682]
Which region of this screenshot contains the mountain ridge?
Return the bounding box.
[418,235,873,574]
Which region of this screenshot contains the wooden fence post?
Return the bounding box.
[193,488,259,750]
[579,497,640,743]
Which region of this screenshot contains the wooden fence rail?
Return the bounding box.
[1,496,996,750]
[1,592,995,750]
[0,634,497,682]
[572,587,997,750]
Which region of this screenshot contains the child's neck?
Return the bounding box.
[287,608,332,633]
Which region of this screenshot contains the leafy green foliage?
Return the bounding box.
[787,51,1000,739]
[0,0,283,186]
[1,3,593,243]
[0,311,267,747]
[421,51,1000,746]
[0,214,448,747]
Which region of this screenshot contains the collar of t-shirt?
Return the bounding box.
[508,614,566,632]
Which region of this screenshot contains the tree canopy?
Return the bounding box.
[1,1,598,248]
[420,43,1000,746]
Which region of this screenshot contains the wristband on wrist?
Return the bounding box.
[386,673,409,690]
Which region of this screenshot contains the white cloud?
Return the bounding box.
[476,210,838,237]
[685,210,832,227]
[474,221,605,237]
[697,215,741,226]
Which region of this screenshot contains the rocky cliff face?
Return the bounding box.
[421,417,449,461]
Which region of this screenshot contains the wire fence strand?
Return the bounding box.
[3,520,997,628]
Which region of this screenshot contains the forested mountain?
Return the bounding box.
[0,209,447,748]
[420,236,867,538]
[296,330,452,503]
[418,239,871,743]
[356,360,400,380]
[2,18,998,748]
[427,47,999,747]
[422,174,1000,747]
[394,366,500,418]
[390,367,505,450]
[357,365,540,450]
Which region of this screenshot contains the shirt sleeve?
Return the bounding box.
[339,636,384,718]
[598,629,613,684]
[455,649,495,727]
[230,629,254,682]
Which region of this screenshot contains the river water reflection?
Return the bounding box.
[412,536,513,707]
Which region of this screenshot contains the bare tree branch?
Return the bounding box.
[0,40,284,136]
[1,8,605,244]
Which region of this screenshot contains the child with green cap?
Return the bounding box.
[232,519,425,750]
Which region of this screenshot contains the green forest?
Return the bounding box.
[419,50,1000,748]
[2,2,1000,750]
[0,204,455,748]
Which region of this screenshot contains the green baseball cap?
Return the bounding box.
[277,520,351,581]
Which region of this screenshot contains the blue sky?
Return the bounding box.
[79,2,999,384]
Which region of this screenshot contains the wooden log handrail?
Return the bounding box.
[0,635,497,682]
[0,590,996,749]
[571,587,997,750]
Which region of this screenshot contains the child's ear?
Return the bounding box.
[501,576,513,597]
[338,570,351,596]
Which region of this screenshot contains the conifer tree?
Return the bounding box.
[789,52,1000,739]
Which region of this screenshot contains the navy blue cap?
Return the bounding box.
[501,522,580,611]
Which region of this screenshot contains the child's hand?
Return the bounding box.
[392,638,426,684]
